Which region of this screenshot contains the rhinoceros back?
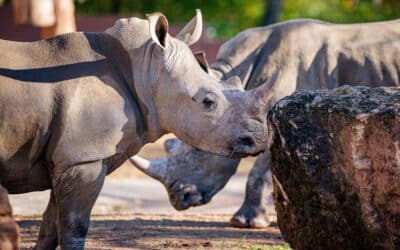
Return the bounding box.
[0,33,139,192]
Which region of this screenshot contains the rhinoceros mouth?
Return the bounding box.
[221,146,265,158]
[215,134,267,158]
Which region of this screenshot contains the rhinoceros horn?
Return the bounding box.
[250,70,281,103]
[129,155,167,182]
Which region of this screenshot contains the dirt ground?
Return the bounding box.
[17,214,287,250]
[12,135,289,249]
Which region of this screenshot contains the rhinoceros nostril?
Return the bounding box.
[182,190,203,207]
[183,192,191,204]
[238,136,255,148]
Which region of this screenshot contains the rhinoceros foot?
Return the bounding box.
[230,204,270,228]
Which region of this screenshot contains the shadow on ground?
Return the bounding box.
[12,135,282,249]
[18,214,284,250]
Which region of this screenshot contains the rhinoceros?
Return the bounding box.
[0,10,277,249]
[130,18,400,228]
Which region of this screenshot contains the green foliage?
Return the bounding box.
[73,0,400,38]
[282,0,400,24]
[74,0,266,39]
[2,0,400,38]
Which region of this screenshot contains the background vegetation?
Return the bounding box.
[73,0,400,38]
[3,0,400,38]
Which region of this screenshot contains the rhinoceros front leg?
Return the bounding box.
[52,161,106,250]
[230,151,272,228]
[34,191,58,250]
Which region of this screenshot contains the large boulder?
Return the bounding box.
[268,86,400,250]
[0,185,19,250]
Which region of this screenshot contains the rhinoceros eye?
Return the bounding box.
[192,90,218,113]
[202,96,217,112]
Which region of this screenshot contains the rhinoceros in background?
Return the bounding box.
[130,18,400,228]
[0,10,278,249]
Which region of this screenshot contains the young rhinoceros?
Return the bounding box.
[130,18,400,228]
[0,10,275,250]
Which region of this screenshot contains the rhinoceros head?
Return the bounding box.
[148,12,282,157]
[130,138,238,210]
[109,10,280,157]
[128,68,281,209]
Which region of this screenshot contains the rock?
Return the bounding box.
[268,86,400,250]
[0,184,19,250]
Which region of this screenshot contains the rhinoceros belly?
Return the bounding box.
[0,160,52,194]
[0,122,53,194]
[0,80,55,193]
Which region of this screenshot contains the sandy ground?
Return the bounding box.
[10,135,288,249]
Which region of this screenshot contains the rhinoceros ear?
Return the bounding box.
[164,138,182,154]
[225,76,243,90]
[147,12,169,49]
[194,51,210,74]
[176,9,202,46]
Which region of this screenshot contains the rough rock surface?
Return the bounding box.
[268,86,400,250]
[0,184,19,250]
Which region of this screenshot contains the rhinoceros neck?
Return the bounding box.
[84,32,164,144]
[130,43,165,143]
[103,27,164,144]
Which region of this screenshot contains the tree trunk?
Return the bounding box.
[12,0,30,25]
[41,0,76,39]
[262,0,283,25]
[30,0,56,27]
[12,0,76,39]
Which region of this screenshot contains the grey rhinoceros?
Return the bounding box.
[130,18,400,228]
[0,10,277,249]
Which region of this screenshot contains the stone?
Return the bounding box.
[268,86,400,250]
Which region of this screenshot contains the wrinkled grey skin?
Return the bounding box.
[0,11,276,249]
[130,18,400,228]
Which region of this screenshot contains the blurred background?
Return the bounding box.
[70,0,400,38]
[1,0,400,62]
[1,0,399,216]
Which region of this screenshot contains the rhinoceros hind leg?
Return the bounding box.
[34,191,58,250]
[52,161,106,250]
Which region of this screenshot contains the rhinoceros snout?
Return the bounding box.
[229,134,265,158]
[182,190,203,207]
[168,182,208,210]
[237,135,255,148]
